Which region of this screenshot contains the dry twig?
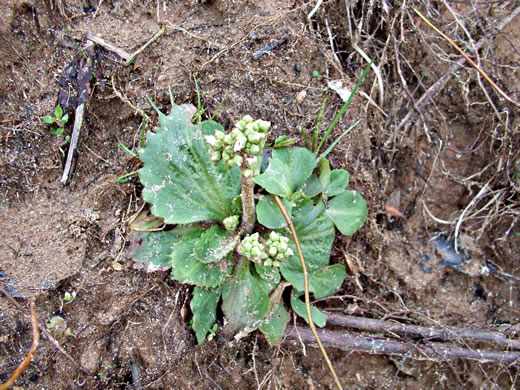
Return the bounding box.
[391,6,520,140]
[286,326,520,364]
[413,8,520,107]
[326,313,520,350]
[0,299,39,390]
[0,285,90,375]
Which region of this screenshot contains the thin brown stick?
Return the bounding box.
[413,7,519,107]
[326,313,520,350]
[0,286,91,375]
[0,300,40,390]
[125,25,166,66]
[391,5,520,139]
[272,195,343,390]
[285,326,520,364]
[61,102,85,184]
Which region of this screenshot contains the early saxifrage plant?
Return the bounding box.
[130,93,367,345]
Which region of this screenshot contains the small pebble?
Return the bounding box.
[295,90,307,104]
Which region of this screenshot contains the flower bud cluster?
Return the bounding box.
[239,233,268,262]
[223,215,240,233]
[205,115,270,177]
[264,231,294,268]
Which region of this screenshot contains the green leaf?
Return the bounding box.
[290,290,327,327]
[42,115,55,124]
[130,227,190,272]
[259,303,289,345]
[302,174,323,198]
[309,264,345,298]
[221,259,270,335]
[255,148,317,199]
[169,227,233,288]
[192,225,231,264]
[327,169,350,197]
[273,135,298,148]
[283,199,335,271]
[50,127,64,135]
[317,158,331,189]
[138,104,241,224]
[61,113,69,125]
[54,105,63,119]
[254,262,281,286]
[325,190,368,235]
[191,287,222,344]
[280,261,345,299]
[256,195,292,229]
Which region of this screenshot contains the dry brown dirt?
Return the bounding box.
[1,1,519,389]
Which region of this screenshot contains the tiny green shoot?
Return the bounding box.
[118,140,137,158]
[43,105,70,140]
[63,291,76,303]
[116,171,139,184]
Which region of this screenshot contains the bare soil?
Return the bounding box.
[1,1,519,389]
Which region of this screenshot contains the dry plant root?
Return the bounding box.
[0,299,40,390]
[272,195,343,390]
[413,7,520,107]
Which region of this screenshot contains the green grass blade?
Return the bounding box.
[301,128,311,150]
[319,121,359,159]
[118,140,137,158]
[312,94,328,152]
[116,171,139,183]
[316,55,376,154]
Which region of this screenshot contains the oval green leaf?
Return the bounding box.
[325,190,368,235]
[327,169,350,197]
[256,195,291,229]
[191,287,222,344]
[255,147,317,199]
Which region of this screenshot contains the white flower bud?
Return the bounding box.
[209,150,221,163]
[205,134,217,147]
[257,120,271,133]
[269,246,277,257]
[269,232,280,241]
[246,157,258,169]
[236,120,246,130]
[247,131,263,144]
[234,132,247,152]
[242,115,253,123]
[232,155,243,167]
[215,130,226,140]
[231,128,241,140]
[249,144,261,155]
[224,134,233,145]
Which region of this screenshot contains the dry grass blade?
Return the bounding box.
[0,299,40,390]
[272,195,343,390]
[413,7,520,107]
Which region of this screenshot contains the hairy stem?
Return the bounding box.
[241,175,256,233]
